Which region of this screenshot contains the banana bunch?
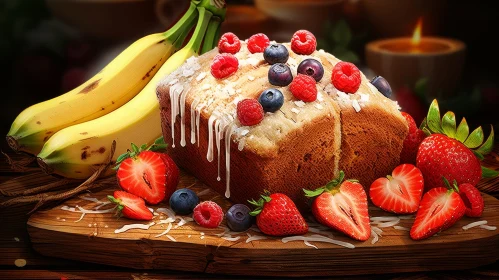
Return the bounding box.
[34,0,226,179]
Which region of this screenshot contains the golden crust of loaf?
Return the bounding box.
[157,42,407,209]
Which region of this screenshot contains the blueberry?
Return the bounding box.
[226,204,254,232]
[268,63,293,86]
[370,76,392,98]
[169,188,199,215]
[258,88,284,113]
[263,44,289,65]
[297,58,324,82]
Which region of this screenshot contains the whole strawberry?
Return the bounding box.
[304,171,371,241]
[417,134,481,190]
[400,112,426,164]
[417,100,497,190]
[249,192,308,236]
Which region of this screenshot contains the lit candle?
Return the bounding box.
[365,18,466,97]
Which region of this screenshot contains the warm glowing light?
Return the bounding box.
[411,18,422,46]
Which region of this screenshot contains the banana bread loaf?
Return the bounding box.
[156,42,407,210]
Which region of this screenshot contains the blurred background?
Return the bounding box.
[1,0,498,152]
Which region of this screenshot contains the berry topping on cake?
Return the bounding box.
[297,58,324,82]
[458,182,484,217]
[218,32,241,54]
[417,100,497,190]
[410,180,466,240]
[258,88,284,113]
[210,53,239,79]
[169,188,199,215]
[247,33,270,53]
[291,30,317,55]
[108,191,153,221]
[226,204,254,232]
[268,63,293,86]
[400,112,426,164]
[369,164,424,214]
[237,99,264,126]
[290,74,317,102]
[331,62,361,94]
[304,171,371,241]
[249,192,308,236]
[370,76,392,98]
[193,201,224,228]
[263,43,289,65]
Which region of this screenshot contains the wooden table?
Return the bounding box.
[1,147,499,279]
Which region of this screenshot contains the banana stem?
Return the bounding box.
[201,16,222,54]
[162,2,198,45]
[198,0,226,20]
[185,7,213,54]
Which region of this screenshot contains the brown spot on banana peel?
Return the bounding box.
[46,131,53,135]
[142,64,157,80]
[79,79,101,94]
[82,146,90,150]
[80,136,97,141]
[81,151,88,160]
[80,132,88,135]
[36,121,41,125]
[157,39,166,45]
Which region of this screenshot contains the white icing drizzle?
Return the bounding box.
[206,110,221,162]
[169,84,184,148]
[190,98,200,144]
[214,118,223,180]
[179,84,188,147]
[238,137,245,151]
[195,103,205,147]
[225,123,236,198]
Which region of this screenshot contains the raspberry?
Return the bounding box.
[289,74,317,102]
[193,201,224,228]
[331,62,361,94]
[247,33,270,54]
[237,99,264,126]
[291,30,317,55]
[218,32,241,54]
[210,53,239,79]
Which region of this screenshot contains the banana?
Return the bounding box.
[37,4,225,179]
[6,3,198,155]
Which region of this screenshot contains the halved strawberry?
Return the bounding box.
[369,164,424,214]
[458,183,484,217]
[410,184,465,240]
[108,191,153,221]
[117,151,167,205]
[304,171,371,241]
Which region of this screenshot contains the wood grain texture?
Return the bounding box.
[27,169,499,277]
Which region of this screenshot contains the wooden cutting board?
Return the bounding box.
[27,170,499,277]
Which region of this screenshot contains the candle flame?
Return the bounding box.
[411,18,422,46]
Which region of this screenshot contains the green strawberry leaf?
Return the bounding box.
[442,111,456,138]
[473,150,485,161]
[140,144,147,152]
[422,127,432,137]
[426,99,444,134]
[303,188,325,198]
[131,143,140,154]
[419,117,427,130]
[476,125,494,155]
[482,166,499,178]
[154,136,166,145]
[463,126,484,149]
[249,209,262,216]
[455,117,470,143]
